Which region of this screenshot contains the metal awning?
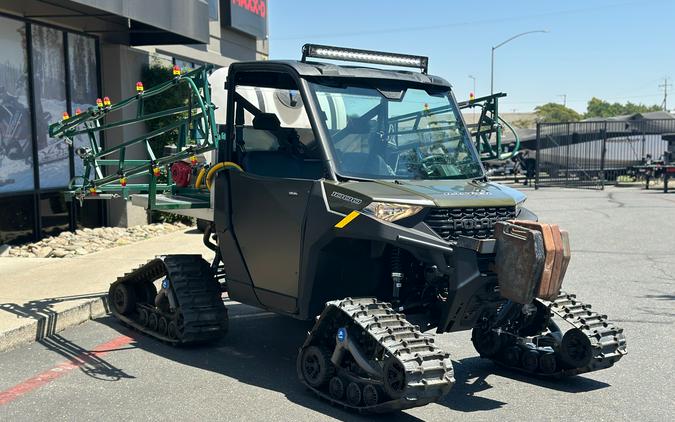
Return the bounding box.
[5,0,209,45]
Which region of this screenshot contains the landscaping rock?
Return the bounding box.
[2,222,190,259]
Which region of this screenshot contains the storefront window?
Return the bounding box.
[0,193,35,244]
[68,32,99,178]
[0,17,33,194]
[39,191,70,238]
[31,24,70,190]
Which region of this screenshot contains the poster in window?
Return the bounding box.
[0,17,34,194]
[31,24,70,190]
[68,33,99,179]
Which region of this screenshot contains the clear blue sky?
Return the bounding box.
[268,0,674,113]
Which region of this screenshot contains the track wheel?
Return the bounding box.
[110,283,136,315]
[138,309,149,326]
[504,345,522,367]
[329,377,345,400]
[135,283,157,305]
[521,349,540,372]
[167,321,178,339]
[383,357,406,399]
[300,346,332,388]
[362,384,379,406]
[346,382,362,406]
[560,329,593,369]
[539,352,557,374]
[471,325,503,358]
[148,313,159,331]
[158,317,169,336]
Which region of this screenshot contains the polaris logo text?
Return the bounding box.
[331,191,363,205]
[443,191,492,196]
[452,217,499,231]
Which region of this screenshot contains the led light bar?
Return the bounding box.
[301,44,429,74]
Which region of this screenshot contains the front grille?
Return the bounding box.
[424,206,517,242]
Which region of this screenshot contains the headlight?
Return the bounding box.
[362,202,424,222]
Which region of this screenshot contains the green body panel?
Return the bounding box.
[329,179,526,208]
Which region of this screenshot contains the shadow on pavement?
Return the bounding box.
[96,304,425,421]
[97,300,610,419]
[0,292,108,340]
[1,293,133,381]
[452,356,610,394]
[38,334,134,381]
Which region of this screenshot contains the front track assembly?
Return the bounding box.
[298,298,454,413]
[472,291,626,377]
[108,254,228,345]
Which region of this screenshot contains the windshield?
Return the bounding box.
[310,81,483,180]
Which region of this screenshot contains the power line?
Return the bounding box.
[659,77,672,111]
[273,0,651,41]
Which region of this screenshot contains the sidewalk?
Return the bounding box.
[0,228,213,352]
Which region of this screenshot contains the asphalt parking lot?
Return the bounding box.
[1,187,674,421]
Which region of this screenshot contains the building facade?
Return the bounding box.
[0,0,269,245]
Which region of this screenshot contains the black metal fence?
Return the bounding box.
[535,119,675,189]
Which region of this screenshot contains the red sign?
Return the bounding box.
[226,0,268,38]
[232,0,266,18]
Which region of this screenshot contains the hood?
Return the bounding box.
[337,179,526,208]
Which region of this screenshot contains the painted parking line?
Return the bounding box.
[0,335,134,406]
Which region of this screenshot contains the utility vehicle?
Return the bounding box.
[49,44,626,413]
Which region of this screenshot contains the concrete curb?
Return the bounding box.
[0,296,110,353]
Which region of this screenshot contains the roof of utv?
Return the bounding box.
[228,60,452,88]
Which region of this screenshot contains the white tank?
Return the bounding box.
[208,67,346,129]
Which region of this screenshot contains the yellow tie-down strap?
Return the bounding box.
[334,211,359,228]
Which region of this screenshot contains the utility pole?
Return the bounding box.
[659,77,672,111]
[558,94,567,107]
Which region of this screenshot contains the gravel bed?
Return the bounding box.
[2,223,190,258]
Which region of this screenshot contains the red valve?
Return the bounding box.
[172,65,181,76]
[89,187,97,196]
[62,112,70,120]
[75,108,82,115]
[136,82,144,93]
[469,92,475,101]
[103,96,111,107]
[152,166,161,177]
[171,161,192,187]
[120,177,127,187]
[190,155,198,165]
[96,98,103,108]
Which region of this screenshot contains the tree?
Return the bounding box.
[141,65,189,156]
[510,118,536,129]
[534,103,581,123]
[584,97,661,119]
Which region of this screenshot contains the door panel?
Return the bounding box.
[230,171,313,301]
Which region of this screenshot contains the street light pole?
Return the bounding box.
[490,30,548,95]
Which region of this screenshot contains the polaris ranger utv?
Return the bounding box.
[49,44,626,413]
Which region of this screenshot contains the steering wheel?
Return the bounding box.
[420,153,449,175]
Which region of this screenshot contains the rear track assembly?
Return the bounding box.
[108,254,228,345]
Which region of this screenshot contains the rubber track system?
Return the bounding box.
[474,291,626,377]
[108,255,228,345]
[298,298,454,413]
